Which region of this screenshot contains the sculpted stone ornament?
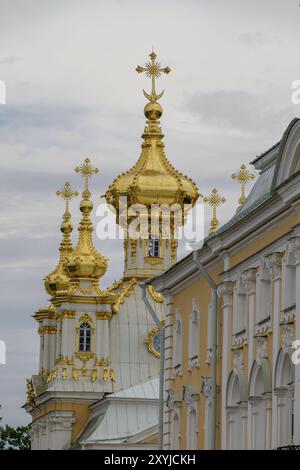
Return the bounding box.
[201,377,213,401]
[233,350,244,375]
[282,324,294,354]
[256,336,268,365]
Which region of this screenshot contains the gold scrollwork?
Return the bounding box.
[147,285,164,303]
[38,326,57,336]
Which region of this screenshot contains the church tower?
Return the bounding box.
[25,51,200,450]
[105,51,199,280]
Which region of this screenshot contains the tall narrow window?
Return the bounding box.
[256,261,271,324]
[79,322,91,352]
[187,407,197,450]
[173,310,182,373]
[188,301,199,368]
[148,236,160,258]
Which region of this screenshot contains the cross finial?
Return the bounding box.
[231,164,255,210]
[204,188,226,235]
[136,50,171,103]
[56,181,78,220]
[75,158,99,198]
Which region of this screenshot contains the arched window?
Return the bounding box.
[274,350,295,448]
[79,322,91,352]
[148,236,160,258]
[172,410,180,449]
[188,301,199,368]
[187,407,197,450]
[173,310,182,374]
[226,372,247,449]
[248,359,272,449]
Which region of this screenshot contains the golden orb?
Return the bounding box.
[60,220,73,234]
[80,199,93,214]
[144,102,163,120]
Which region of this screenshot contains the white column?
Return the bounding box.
[217,281,233,449]
[265,393,272,449]
[267,252,282,448]
[243,268,256,449]
[163,291,174,450]
[291,237,300,444]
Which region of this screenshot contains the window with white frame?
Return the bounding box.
[232,277,246,334]
[172,409,180,449]
[173,310,182,373]
[256,261,272,324]
[187,406,197,450]
[188,300,199,368]
[282,253,296,310]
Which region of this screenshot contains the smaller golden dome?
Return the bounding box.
[44,182,78,297]
[144,102,163,120]
[65,159,108,283]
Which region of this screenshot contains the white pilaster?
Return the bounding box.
[291,237,300,444]
[217,281,233,449]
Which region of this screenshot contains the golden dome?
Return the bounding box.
[65,159,108,282]
[44,182,78,297]
[105,51,199,213]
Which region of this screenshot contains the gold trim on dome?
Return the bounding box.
[145,327,161,358]
[147,285,164,303]
[109,368,116,383]
[38,326,57,336]
[75,352,95,363]
[26,379,36,407]
[112,277,137,314]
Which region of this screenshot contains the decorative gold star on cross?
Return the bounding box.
[231,164,255,210]
[204,188,226,235]
[136,50,171,103]
[56,181,78,220]
[75,158,99,197]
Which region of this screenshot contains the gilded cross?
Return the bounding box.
[136,50,171,103]
[56,181,78,220]
[231,164,255,210]
[75,158,99,198]
[204,188,226,235]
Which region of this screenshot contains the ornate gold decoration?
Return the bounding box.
[145,326,161,358]
[26,379,36,407]
[109,368,116,383]
[95,357,109,366]
[171,239,178,260]
[112,277,137,314]
[231,164,255,211]
[136,50,171,103]
[62,368,67,380]
[104,51,199,224]
[65,158,107,282]
[58,310,76,319]
[34,305,56,323]
[103,368,109,382]
[56,355,74,366]
[96,312,112,320]
[147,285,164,303]
[144,256,163,266]
[44,182,78,296]
[39,367,50,377]
[38,326,57,336]
[72,368,78,381]
[130,239,137,263]
[204,188,226,235]
[91,368,97,382]
[47,367,58,383]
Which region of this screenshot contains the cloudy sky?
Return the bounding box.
[0,0,299,425]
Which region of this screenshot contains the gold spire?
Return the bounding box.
[231,164,255,211]
[44,182,78,296]
[66,159,107,282]
[105,51,199,218]
[204,188,226,235]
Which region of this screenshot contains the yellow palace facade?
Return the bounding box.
[149,118,300,450]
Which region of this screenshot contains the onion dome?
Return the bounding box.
[104,51,200,216]
[44,182,78,296]
[65,159,108,282]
